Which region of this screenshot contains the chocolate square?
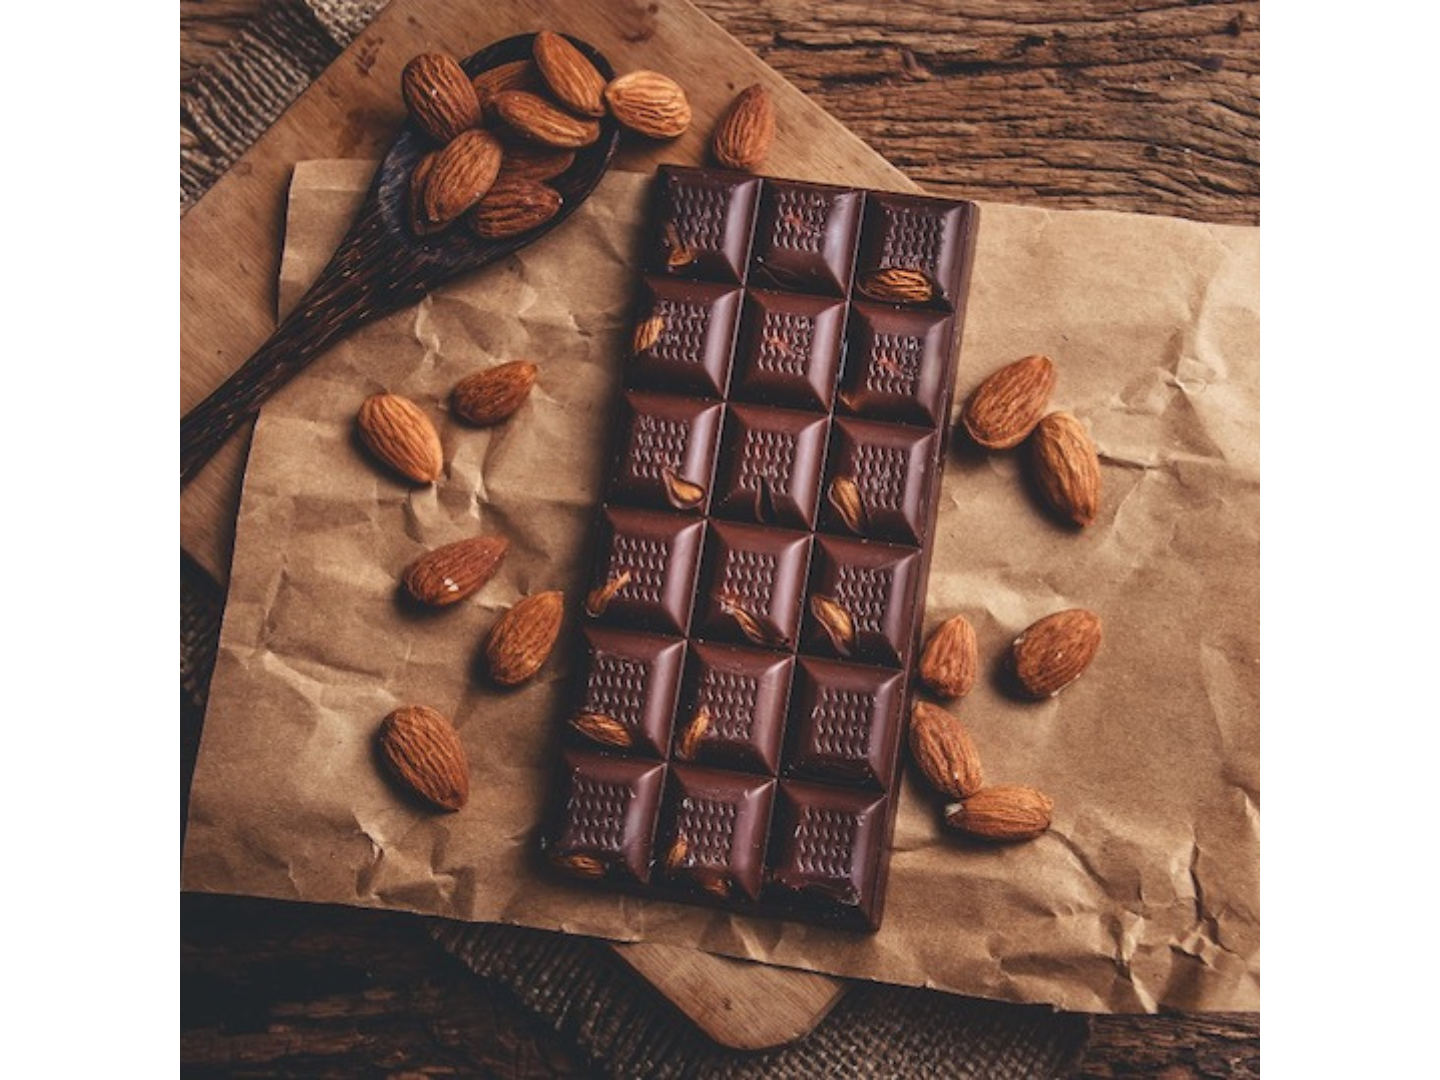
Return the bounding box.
[545,750,666,884]
[855,193,976,310]
[646,169,761,284]
[674,642,793,775]
[838,303,954,425]
[766,781,887,919]
[712,404,830,530]
[820,418,938,545]
[802,535,921,667]
[785,658,904,789]
[694,521,813,651]
[568,628,686,758]
[749,179,863,296]
[629,277,742,399]
[584,508,706,636]
[657,766,776,901]
[731,290,846,412]
[608,392,724,514]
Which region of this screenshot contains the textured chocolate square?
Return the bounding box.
[749,179,863,296]
[838,303,954,426]
[545,750,667,885]
[646,169,761,284]
[803,535,922,667]
[568,628,687,758]
[766,781,887,916]
[694,521,812,650]
[731,290,846,413]
[629,277,742,399]
[712,404,830,530]
[855,193,975,310]
[785,658,905,789]
[608,392,724,514]
[820,418,938,545]
[657,766,776,901]
[586,508,706,636]
[675,642,794,775]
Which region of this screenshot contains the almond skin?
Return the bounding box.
[1030,411,1101,527]
[423,129,504,225]
[533,30,607,118]
[962,355,1057,450]
[1010,609,1103,699]
[401,53,482,143]
[711,83,775,170]
[493,90,601,148]
[407,152,449,237]
[485,591,564,685]
[402,535,509,607]
[357,393,443,483]
[472,59,544,115]
[603,70,692,139]
[857,267,935,305]
[496,142,575,183]
[945,785,1054,842]
[377,705,469,811]
[919,614,979,699]
[467,179,562,239]
[450,360,538,425]
[909,702,984,800]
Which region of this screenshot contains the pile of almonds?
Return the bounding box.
[905,353,1107,842]
[402,31,695,240]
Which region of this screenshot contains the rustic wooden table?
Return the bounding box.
[181,1,1259,1074]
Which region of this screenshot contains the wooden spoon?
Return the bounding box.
[180,33,620,484]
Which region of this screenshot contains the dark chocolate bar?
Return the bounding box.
[541,166,979,930]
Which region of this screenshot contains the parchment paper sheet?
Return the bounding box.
[181,162,1259,1013]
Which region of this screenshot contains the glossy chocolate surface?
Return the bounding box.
[546,166,979,930]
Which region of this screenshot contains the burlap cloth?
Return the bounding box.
[181,2,1091,1073]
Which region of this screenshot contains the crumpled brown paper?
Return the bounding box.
[181,161,1258,1013]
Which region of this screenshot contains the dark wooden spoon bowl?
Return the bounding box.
[180,33,621,484]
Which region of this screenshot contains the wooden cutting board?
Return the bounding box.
[181,0,934,1049]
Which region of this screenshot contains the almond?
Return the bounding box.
[401,53,481,143]
[451,360,538,425]
[809,595,856,655]
[496,142,575,183]
[918,614,979,699]
[633,314,665,354]
[857,268,935,305]
[1010,608,1102,699]
[533,30,607,118]
[603,70,692,139]
[377,705,469,811]
[493,90,601,148]
[551,851,607,878]
[945,785,1053,842]
[485,591,564,686]
[571,712,633,749]
[357,393,443,483]
[827,476,866,534]
[423,129,504,225]
[711,83,775,171]
[662,468,705,510]
[467,179,562,239]
[961,355,1057,450]
[472,59,544,115]
[402,535,508,607]
[1030,411,1101,527]
[909,702,985,800]
[407,152,449,237]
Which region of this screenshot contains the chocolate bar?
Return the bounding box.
[541,166,979,930]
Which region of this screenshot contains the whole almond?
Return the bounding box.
[1010,608,1103,699]
[961,355,1057,450]
[493,90,601,148]
[1030,411,1101,527]
[496,142,575,183]
[472,59,544,114]
[533,30,607,118]
[485,591,564,685]
[451,360,538,425]
[408,152,449,237]
[945,785,1053,842]
[402,535,509,607]
[571,712,633,749]
[857,267,935,305]
[919,614,979,699]
[423,129,504,225]
[357,393,443,483]
[377,705,469,811]
[604,70,692,139]
[467,179,562,239]
[909,702,984,800]
[711,83,775,171]
[401,53,482,143]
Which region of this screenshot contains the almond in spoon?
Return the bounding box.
[533,30,607,118]
[401,53,482,143]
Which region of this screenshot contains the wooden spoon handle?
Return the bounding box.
[180,217,421,484]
